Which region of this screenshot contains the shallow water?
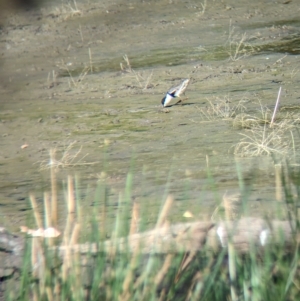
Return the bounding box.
[1,0,300,232]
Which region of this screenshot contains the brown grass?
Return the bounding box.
[198,95,246,120]
[234,119,297,157]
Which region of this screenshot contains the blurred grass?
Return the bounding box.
[5,160,300,301]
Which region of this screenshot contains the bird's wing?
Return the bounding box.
[166,78,190,97]
[167,85,179,97]
[176,78,190,96]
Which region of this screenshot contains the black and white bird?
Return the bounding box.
[161,78,190,107]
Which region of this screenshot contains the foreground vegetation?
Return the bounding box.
[2,159,300,301]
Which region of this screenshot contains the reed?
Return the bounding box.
[7,158,300,301]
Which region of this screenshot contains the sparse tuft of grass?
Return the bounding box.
[234,98,300,158]
[226,21,256,61]
[57,59,90,88]
[234,119,298,157]
[120,54,154,90]
[198,95,246,120]
[38,141,99,170]
[47,0,82,20]
[232,113,262,129]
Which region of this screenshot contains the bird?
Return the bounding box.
[161,78,190,107]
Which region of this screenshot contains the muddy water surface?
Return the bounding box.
[1,0,300,232]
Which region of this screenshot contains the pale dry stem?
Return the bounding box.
[155,195,174,228]
[30,193,43,229]
[270,86,282,128]
[154,254,174,285]
[121,54,153,90]
[47,70,58,89]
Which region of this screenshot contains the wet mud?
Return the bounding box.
[1,0,300,231]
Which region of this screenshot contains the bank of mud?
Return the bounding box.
[1,0,300,232]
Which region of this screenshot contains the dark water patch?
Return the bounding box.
[58,45,229,77]
[241,18,300,30]
[280,105,300,112]
[59,32,300,80]
[256,35,300,55]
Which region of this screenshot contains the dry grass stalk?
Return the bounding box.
[234,120,297,157]
[121,54,153,90]
[78,24,84,43]
[49,0,82,20]
[223,193,241,301]
[154,254,174,285]
[275,164,283,201]
[211,192,241,222]
[32,287,39,301]
[30,193,43,229]
[224,193,239,300]
[155,195,174,229]
[175,251,197,283]
[44,192,51,228]
[31,238,39,278]
[199,0,207,15]
[129,202,140,235]
[62,245,71,282]
[158,289,167,301]
[120,271,134,301]
[133,271,146,290]
[233,113,261,129]
[50,149,58,227]
[270,86,282,128]
[62,223,79,282]
[120,246,141,301]
[70,224,82,295]
[226,22,255,61]
[68,175,76,214]
[51,175,80,283]
[121,54,132,72]
[198,96,246,120]
[224,193,241,221]
[290,67,299,79]
[101,193,107,241]
[186,272,203,301]
[47,70,58,89]
[31,237,46,291]
[62,226,81,287]
[39,141,97,171]
[57,60,89,88]
[88,47,93,73]
[27,172,81,285]
[131,195,174,294]
[234,99,299,157]
[62,215,75,259]
[228,243,237,301]
[224,191,239,300]
[70,223,80,246]
[46,287,54,301]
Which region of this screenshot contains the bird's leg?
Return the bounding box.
[175,96,188,105]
